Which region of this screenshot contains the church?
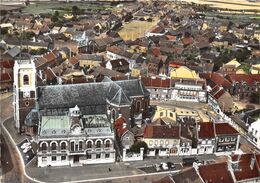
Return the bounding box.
[13,58,150,167]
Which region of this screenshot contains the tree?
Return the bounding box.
[235,48,251,63]
[0,27,9,35]
[129,141,148,154]
[72,6,79,16]
[51,11,59,22]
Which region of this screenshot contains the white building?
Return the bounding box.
[248,118,260,149]
[37,110,116,167]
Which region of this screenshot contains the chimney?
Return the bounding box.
[250,156,256,170]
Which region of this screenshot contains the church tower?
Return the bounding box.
[13,58,37,133]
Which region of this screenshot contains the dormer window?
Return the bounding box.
[23,75,29,85]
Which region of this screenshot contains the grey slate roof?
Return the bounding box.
[37,79,149,114]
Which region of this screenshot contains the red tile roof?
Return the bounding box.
[198,122,215,139]
[226,74,260,85]
[0,73,12,82]
[141,77,171,88]
[215,123,238,135]
[200,72,232,90]
[199,162,234,183]
[43,52,56,63]
[144,125,180,139]
[231,154,260,181]
[0,60,14,68]
[181,37,193,46]
[68,57,79,65]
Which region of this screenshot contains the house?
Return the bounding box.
[141,76,208,103]
[89,37,123,53]
[114,116,135,149]
[220,58,241,75]
[89,66,125,81]
[131,64,148,77]
[77,54,103,69]
[37,113,116,167]
[105,59,129,73]
[230,153,260,182]
[215,123,240,153]
[198,162,235,183]
[248,118,260,149]
[196,122,215,154]
[141,76,171,101]
[225,74,260,101]
[143,125,180,156]
[208,85,233,113]
[106,46,138,69]
[179,124,194,156]
[0,72,13,92]
[170,78,208,103]
[153,168,204,183]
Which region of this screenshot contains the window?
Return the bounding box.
[160,112,164,117]
[79,141,83,150]
[87,154,91,159]
[105,154,110,158]
[155,140,158,145]
[87,141,92,149]
[61,142,66,150]
[23,75,29,85]
[42,157,47,163]
[219,137,224,142]
[51,143,57,151]
[160,140,164,145]
[231,137,236,142]
[165,140,169,145]
[225,137,230,142]
[96,154,101,159]
[41,143,47,151]
[111,109,116,121]
[52,156,56,161]
[136,101,141,112]
[149,140,153,145]
[61,156,66,161]
[96,141,101,148]
[71,141,75,151]
[170,113,173,118]
[105,140,111,148]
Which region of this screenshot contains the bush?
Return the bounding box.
[129,141,148,154]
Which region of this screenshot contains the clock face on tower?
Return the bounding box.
[23,91,31,98]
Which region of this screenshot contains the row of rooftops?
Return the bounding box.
[142,122,238,140]
[155,153,260,183]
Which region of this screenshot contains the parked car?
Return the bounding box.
[160,162,169,170]
[167,162,175,169]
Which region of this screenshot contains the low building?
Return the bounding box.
[248,118,260,150]
[105,59,129,73]
[215,123,240,153]
[197,122,215,154]
[143,125,180,156]
[77,54,103,68]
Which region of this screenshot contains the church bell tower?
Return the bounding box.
[13,58,36,133]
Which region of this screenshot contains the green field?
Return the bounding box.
[22,2,112,15]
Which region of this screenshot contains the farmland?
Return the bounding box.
[182,0,260,11]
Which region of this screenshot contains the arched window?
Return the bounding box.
[136,101,141,112]
[41,142,47,151]
[71,141,75,151]
[96,141,101,148]
[87,141,92,149]
[79,141,83,150]
[23,75,29,85]
[105,140,111,148]
[51,142,57,150]
[111,109,116,121]
[61,142,66,150]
